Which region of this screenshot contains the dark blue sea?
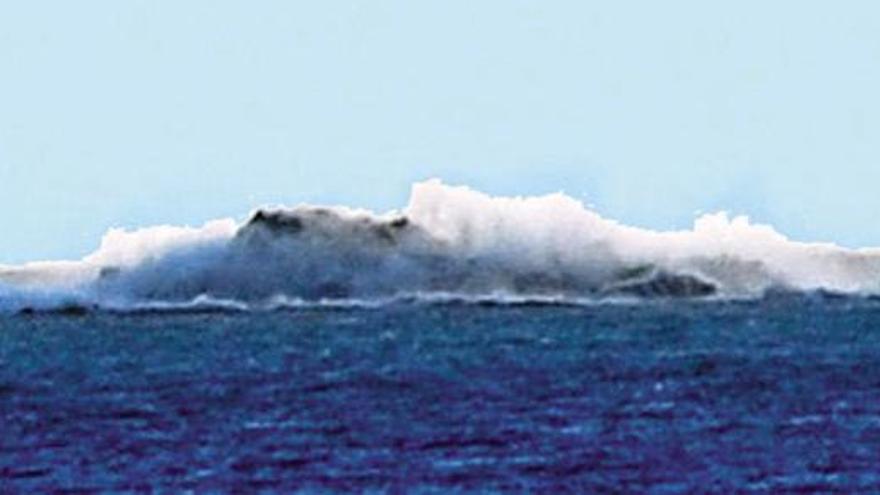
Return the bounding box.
[3,295,880,493]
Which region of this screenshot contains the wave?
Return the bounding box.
[3,179,880,313]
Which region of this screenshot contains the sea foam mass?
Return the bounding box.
[2,179,880,313]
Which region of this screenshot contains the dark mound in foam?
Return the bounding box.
[604,269,717,298]
[10,180,877,309]
[239,207,415,248]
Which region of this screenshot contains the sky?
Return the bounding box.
[2,1,880,263]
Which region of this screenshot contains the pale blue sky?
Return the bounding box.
[2,1,880,262]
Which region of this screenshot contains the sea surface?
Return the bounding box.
[2,295,880,493]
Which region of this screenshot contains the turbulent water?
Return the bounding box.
[3,180,880,313]
[3,181,880,492]
[3,296,880,492]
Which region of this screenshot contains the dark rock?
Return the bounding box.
[389,216,409,229]
[615,264,655,281]
[247,210,304,235]
[606,271,717,298]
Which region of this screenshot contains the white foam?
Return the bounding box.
[2,179,880,312]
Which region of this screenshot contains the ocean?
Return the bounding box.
[3,295,880,493]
